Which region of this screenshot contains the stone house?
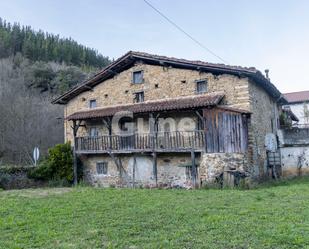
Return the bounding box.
[52,51,287,188]
[283,90,309,127]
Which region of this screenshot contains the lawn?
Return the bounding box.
[1,178,309,249]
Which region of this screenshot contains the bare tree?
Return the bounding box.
[0,57,64,164]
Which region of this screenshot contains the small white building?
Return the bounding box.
[284,90,309,126]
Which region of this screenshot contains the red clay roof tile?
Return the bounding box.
[284,91,309,103]
[67,92,224,120]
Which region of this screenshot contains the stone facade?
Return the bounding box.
[62,61,281,187]
[247,80,280,178]
[64,64,250,141]
[82,153,198,188]
[199,153,247,183]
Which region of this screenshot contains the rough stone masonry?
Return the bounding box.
[53,51,284,188]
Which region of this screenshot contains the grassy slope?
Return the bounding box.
[0,178,309,249]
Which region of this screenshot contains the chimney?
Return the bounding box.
[265,69,270,80]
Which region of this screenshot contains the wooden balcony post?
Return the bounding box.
[103,117,112,150]
[132,155,136,188]
[72,120,78,186]
[149,113,155,149]
[152,151,158,187]
[191,149,197,188]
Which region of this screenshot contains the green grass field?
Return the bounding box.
[1,178,309,249]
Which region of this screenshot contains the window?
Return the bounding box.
[89,127,99,137]
[96,162,108,175]
[196,80,207,94]
[134,91,144,103]
[89,99,97,108]
[132,71,143,84]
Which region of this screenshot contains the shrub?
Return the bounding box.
[48,143,73,182]
[0,173,10,189]
[28,143,74,183]
[28,160,53,180]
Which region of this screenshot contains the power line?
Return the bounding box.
[143,0,229,64]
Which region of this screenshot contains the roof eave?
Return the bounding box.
[51,51,285,105]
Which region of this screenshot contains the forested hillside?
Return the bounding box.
[0,18,110,68]
[0,18,111,164]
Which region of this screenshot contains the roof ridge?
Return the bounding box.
[52,51,285,105]
[129,51,258,72]
[284,90,309,95]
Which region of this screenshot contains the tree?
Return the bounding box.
[0,56,64,164]
[0,17,111,68]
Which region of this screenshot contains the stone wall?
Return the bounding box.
[78,112,199,138]
[64,62,282,186]
[247,79,280,178]
[199,153,247,184]
[64,63,250,142]
[0,166,45,190]
[81,153,199,188]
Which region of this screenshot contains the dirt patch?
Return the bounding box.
[0,187,72,198]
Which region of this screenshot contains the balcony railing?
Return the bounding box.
[75,130,205,153]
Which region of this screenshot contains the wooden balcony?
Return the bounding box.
[75,130,205,154]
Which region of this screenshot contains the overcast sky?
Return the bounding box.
[0,0,308,93]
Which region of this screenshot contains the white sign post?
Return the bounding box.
[33,147,40,166]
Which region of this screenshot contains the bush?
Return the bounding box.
[28,143,74,183]
[48,143,74,182]
[28,160,53,180]
[0,173,10,189]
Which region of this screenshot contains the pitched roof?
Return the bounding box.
[52,51,287,105]
[67,92,224,121]
[284,90,309,104]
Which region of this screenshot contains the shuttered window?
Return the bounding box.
[96,162,108,175]
[134,91,144,103]
[132,71,143,84]
[196,80,207,94]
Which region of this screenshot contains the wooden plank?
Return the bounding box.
[153,152,158,187]
[218,112,224,152]
[191,150,197,188]
[132,155,136,188]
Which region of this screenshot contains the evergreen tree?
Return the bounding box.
[0,17,111,68]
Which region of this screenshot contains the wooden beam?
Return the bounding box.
[191,150,197,188]
[83,85,93,90]
[133,155,136,188]
[72,120,78,186]
[103,117,112,150]
[195,110,204,124]
[108,153,127,186]
[152,152,158,187]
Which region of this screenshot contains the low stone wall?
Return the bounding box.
[0,166,45,190]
